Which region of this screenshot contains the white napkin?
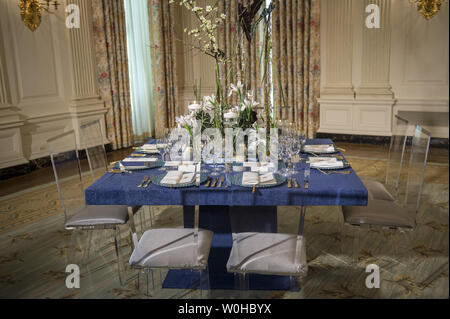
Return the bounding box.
[303,144,335,153]
[141,144,158,150]
[178,164,196,172]
[164,161,194,167]
[309,157,343,168]
[160,171,195,185]
[242,172,276,186]
[122,157,158,163]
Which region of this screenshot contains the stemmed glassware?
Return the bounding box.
[157,135,169,171]
[278,135,291,178]
[202,136,223,177]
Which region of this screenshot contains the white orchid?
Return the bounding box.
[244,98,259,110]
[228,81,244,97]
[203,94,216,111]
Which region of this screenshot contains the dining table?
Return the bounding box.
[85,138,368,291]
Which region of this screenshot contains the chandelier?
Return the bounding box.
[19,0,61,32]
[410,0,445,20]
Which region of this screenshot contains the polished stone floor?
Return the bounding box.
[0,143,448,299]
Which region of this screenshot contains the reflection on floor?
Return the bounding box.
[0,144,448,298]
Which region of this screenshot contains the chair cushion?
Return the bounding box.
[65,205,129,228]
[342,199,415,229]
[226,232,308,276]
[129,228,213,270]
[360,178,395,201]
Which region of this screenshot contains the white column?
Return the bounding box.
[321,0,355,98]
[66,0,108,144]
[356,0,393,99]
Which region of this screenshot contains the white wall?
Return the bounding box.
[318,0,449,137]
[0,0,107,169]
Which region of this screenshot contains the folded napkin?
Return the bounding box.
[242,172,276,186]
[242,162,275,173]
[141,144,158,150]
[160,171,195,185]
[178,164,196,172]
[309,157,343,169]
[164,161,194,167]
[303,144,335,153]
[122,157,158,163]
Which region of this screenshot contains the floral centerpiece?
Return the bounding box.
[170,0,278,140]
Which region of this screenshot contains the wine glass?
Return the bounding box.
[157,137,168,171]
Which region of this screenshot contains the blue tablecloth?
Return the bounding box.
[84,138,367,291]
[85,139,368,207]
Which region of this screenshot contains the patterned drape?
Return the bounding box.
[92,0,133,149]
[217,0,264,107]
[149,0,179,137]
[272,0,320,138]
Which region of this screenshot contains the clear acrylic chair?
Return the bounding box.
[47,129,129,285]
[127,165,213,298]
[80,119,153,231]
[360,115,410,201]
[342,125,431,266]
[226,206,308,294]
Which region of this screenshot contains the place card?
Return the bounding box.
[303,144,335,153]
[122,157,159,163]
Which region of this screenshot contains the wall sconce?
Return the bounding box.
[19,0,61,32]
[410,0,445,20]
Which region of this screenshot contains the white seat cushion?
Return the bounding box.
[342,199,415,229]
[65,205,129,228]
[226,232,308,276]
[129,228,213,270]
[360,178,395,201]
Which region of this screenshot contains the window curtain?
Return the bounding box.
[272,0,320,138]
[217,0,264,107]
[124,0,155,142]
[149,0,179,137]
[92,0,133,149]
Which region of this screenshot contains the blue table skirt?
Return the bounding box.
[84,138,367,291]
[85,139,368,207]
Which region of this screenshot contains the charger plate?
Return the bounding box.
[152,172,208,188]
[230,172,286,188]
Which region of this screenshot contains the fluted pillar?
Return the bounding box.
[321,0,355,98]
[66,0,108,143]
[356,0,393,99]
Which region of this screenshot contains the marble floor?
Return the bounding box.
[0,143,448,299]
